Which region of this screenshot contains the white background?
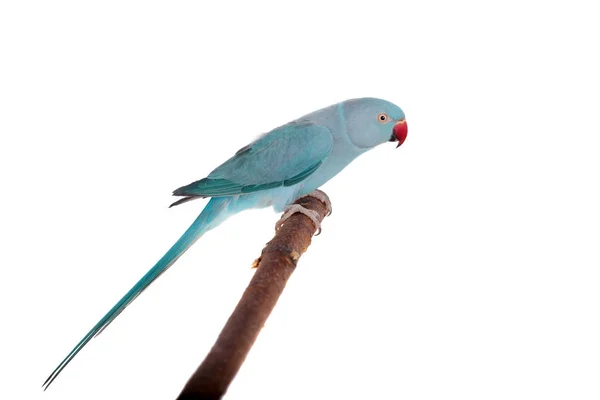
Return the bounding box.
[1,1,599,399]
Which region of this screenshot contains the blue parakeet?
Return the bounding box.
[43,97,408,388]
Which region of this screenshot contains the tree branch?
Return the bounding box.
[176,192,331,400]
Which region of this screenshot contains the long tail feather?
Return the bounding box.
[169,195,203,208]
[43,197,230,389]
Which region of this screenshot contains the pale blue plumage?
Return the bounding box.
[174,122,333,199]
[44,97,406,389]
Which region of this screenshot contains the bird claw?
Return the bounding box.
[275,190,331,235]
[275,204,322,233]
[302,189,332,216]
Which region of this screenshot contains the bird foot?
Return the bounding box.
[275,190,332,235]
[275,204,322,234]
[300,189,332,216]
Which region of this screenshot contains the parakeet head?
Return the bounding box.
[343,98,407,149]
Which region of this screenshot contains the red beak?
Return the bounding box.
[393,119,408,148]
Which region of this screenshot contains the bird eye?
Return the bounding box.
[377,113,389,123]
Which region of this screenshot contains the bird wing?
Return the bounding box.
[172,122,333,198]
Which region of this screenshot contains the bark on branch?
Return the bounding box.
[176,192,330,400]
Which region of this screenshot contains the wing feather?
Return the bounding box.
[172,122,332,200]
